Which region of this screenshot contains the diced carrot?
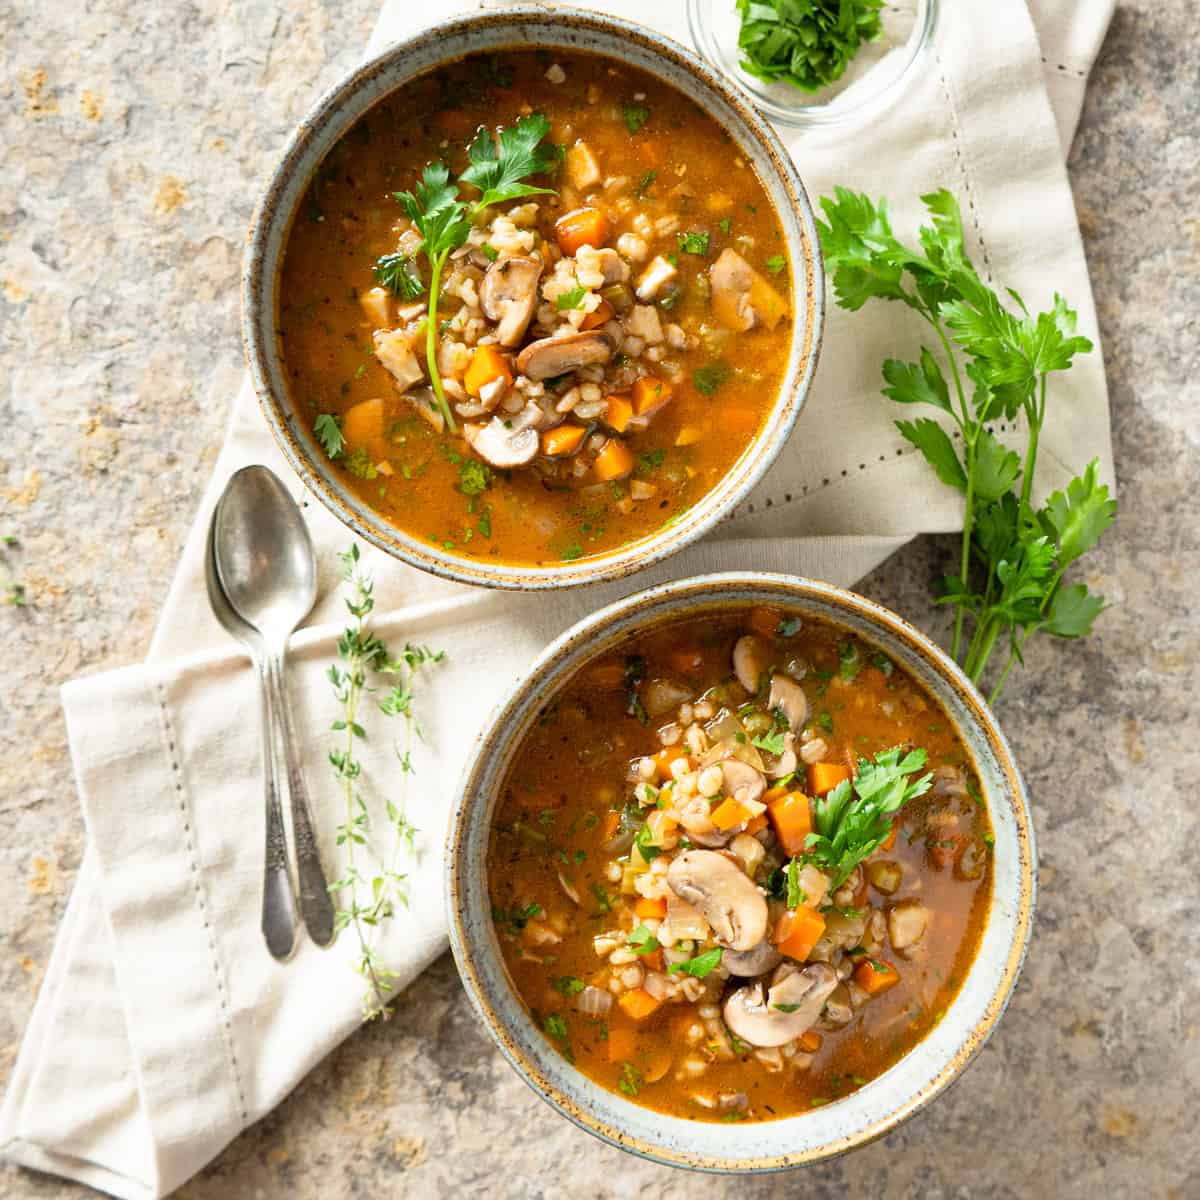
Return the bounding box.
[587,661,625,689]
[340,397,386,453]
[762,783,788,805]
[798,1030,823,1053]
[464,344,513,398]
[617,988,662,1021]
[606,1024,638,1063]
[748,607,783,639]
[635,896,667,920]
[710,796,752,832]
[878,824,898,853]
[641,948,664,971]
[580,298,614,330]
[853,958,901,996]
[541,424,586,457]
[601,810,621,841]
[745,813,768,836]
[807,762,852,796]
[604,393,635,433]
[774,905,826,962]
[632,375,673,417]
[767,791,813,857]
[593,438,635,482]
[666,646,703,675]
[556,206,610,255]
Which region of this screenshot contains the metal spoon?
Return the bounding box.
[204,504,297,960]
[213,466,336,948]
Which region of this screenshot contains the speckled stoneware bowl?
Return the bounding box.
[447,573,1035,1170]
[242,6,824,591]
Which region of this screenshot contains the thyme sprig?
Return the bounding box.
[327,544,444,1018]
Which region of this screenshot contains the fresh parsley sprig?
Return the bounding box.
[817,188,1116,701]
[736,0,884,94]
[391,113,557,435]
[804,746,931,889]
[328,544,445,1018]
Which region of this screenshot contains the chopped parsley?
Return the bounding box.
[556,281,588,311]
[459,459,492,496]
[638,448,666,472]
[373,252,424,299]
[635,169,657,198]
[718,217,732,235]
[838,640,863,681]
[623,103,650,134]
[693,361,732,396]
[344,447,377,480]
[552,976,586,996]
[667,946,723,978]
[480,242,499,262]
[628,923,661,955]
[676,230,711,256]
[872,652,894,677]
[765,253,787,275]
[492,901,542,935]
[618,1062,643,1096]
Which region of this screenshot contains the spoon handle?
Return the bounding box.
[257,660,298,960]
[266,651,336,946]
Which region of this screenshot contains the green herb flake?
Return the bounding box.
[693,362,732,396]
[676,230,711,256]
[623,104,650,134]
[765,254,787,275]
[314,413,345,459]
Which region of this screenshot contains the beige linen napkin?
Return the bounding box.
[1,1,1115,1196]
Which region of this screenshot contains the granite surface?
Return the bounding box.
[1,1,1198,1197]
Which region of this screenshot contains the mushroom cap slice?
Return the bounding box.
[666,849,768,952]
[480,256,542,347]
[710,248,788,333]
[720,757,766,807]
[722,963,838,1048]
[721,939,784,978]
[464,417,539,469]
[516,331,615,381]
[732,634,772,695]
[768,674,809,732]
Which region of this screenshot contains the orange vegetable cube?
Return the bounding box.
[556,206,610,255]
[617,988,662,1021]
[774,905,826,962]
[464,344,513,398]
[748,607,783,639]
[593,438,635,481]
[600,810,621,841]
[604,393,635,433]
[745,813,769,836]
[541,424,586,457]
[767,791,813,857]
[853,958,901,996]
[606,1025,638,1063]
[631,375,673,417]
[635,896,667,920]
[653,748,694,780]
[798,1030,823,1053]
[580,298,614,330]
[807,761,852,796]
[710,797,752,832]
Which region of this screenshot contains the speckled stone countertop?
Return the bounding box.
[1,2,1197,1197]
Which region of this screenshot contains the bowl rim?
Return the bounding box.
[445,572,1036,1170]
[241,4,825,592]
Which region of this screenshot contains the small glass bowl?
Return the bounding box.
[687,0,938,132]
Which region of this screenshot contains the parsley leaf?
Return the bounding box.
[314,413,345,459]
[752,729,788,756]
[667,947,724,978]
[459,459,492,496]
[635,170,657,198]
[373,252,424,299]
[765,254,786,275]
[556,282,588,311]
[805,746,931,889]
[460,112,557,209]
[618,1062,643,1095]
[838,641,863,682]
[1040,458,1116,568]
[553,976,585,996]
[628,923,661,954]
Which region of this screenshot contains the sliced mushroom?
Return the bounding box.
[667,850,768,951]
[516,331,614,380]
[401,386,444,434]
[723,963,838,1048]
[720,758,766,807]
[722,940,783,978]
[820,982,854,1028]
[768,674,809,732]
[480,255,542,346]
[732,634,772,695]
[463,417,538,469]
[887,900,929,953]
[710,248,788,333]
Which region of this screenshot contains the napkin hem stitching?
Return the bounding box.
[156,682,250,1127]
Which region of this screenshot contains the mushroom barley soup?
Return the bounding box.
[280,50,792,566]
[487,609,993,1121]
